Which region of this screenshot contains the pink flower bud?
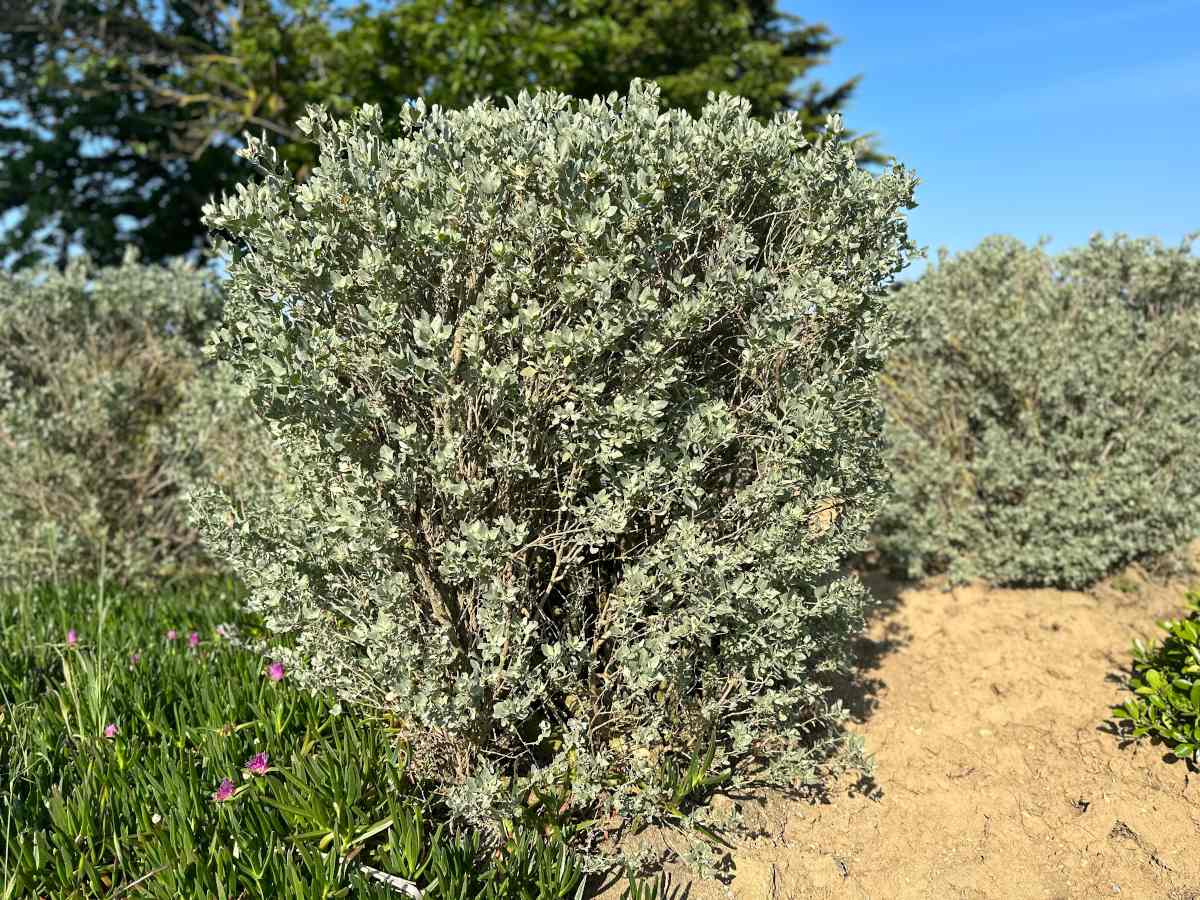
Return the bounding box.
[245,752,269,776]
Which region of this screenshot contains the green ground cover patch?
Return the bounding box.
[0,582,669,898]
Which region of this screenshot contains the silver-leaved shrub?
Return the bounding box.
[196,81,917,837]
[0,253,277,589]
[878,234,1200,588]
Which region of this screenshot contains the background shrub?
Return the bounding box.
[877,234,1200,588]
[197,81,916,838]
[0,254,276,589]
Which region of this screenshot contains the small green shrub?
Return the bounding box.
[877,234,1200,588]
[1112,590,1200,763]
[0,254,277,589]
[196,80,917,842]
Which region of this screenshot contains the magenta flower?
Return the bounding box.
[212,778,236,803]
[244,752,269,776]
[104,723,119,739]
[266,661,286,682]
[166,629,178,641]
[188,631,200,649]
[66,628,78,646]
[129,651,141,667]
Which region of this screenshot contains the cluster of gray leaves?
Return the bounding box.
[877,233,1200,588]
[196,81,917,839]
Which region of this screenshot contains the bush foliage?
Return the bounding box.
[1112,590,1200,763]
[0,256,275,589]
[197,81,917,836]
[877,234,1200,588]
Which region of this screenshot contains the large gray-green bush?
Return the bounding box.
[196,81,917,837]
[878,234,1200,588]
[0,254,276,588]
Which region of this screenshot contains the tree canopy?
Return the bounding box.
[0,1,875,269]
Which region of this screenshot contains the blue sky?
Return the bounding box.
[784,0,1200,273]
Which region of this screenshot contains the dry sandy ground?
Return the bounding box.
[633,548,1200,900]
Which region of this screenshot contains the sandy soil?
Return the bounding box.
[637,548,1200,899]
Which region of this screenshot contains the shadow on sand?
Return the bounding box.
[826,568,913,726]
